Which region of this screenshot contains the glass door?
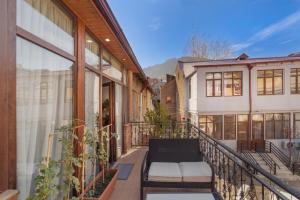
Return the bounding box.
[115,84,123,158]
[252,114,265,152]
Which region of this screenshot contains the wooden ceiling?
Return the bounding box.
[62,0,141,73]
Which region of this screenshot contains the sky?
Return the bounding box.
[108,0,300,68]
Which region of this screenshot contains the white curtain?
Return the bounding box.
[16,38,73,199]
[84,71,100,184]
[115,84,123,158]
[17,0,74,55]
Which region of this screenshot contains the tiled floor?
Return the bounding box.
[109,147,148,200]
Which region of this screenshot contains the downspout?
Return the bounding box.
[247,64,254,150]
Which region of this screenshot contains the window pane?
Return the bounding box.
[206,80,213,96]
[17,37,73,199]
[224,79,233,96]
[85,33,100,69]
[224,115,236,140]
[213,116,222,139]
[224,72,232,79]
[257,78,264,95]
[214,73,222,79]
[274,69,283,77]
[214,80,222,96]
[233,72,242,78]
[257,71,265,78]
[265,70,273,77]
[265,120,274,139]
[237,115,248,140]
[199,116,207,123]
[206,73,213,79]
[102,50,123,81]
[291,76,296,94]
[274,77,283,94]
[233,79,242,95]
[252,114,263,121]
[84,70,99,182]
[17,0,74,55]
[265,77,273,95]
[291,69,297,76]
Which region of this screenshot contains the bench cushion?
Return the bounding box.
[148,162,182,182]
[179,162,212,182]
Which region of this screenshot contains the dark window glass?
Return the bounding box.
[265,113,290,139]
[199,115,222,139]
[224,115,236,140]
[237,115,248,140]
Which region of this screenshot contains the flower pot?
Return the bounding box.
[81,168,119,200]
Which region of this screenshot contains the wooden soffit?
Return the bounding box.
[62,0,140,73]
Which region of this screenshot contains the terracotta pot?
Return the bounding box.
[81,168,119,200]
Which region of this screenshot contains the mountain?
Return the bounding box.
[143,58,178,79]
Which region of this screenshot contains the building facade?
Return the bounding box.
[176,54,300,150]
[160,75,177,120]
[0,0,152,198]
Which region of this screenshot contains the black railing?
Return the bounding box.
[242,151,259,173]
[258,152,279,175]
[130,122,300,200]
[265,140,299,174]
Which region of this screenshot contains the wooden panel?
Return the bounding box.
[74,18,85,184]
[0,0,16,190]
[62,0,138,72]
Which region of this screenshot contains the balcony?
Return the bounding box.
[110,122,300,200]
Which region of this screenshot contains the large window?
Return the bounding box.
[257,69,283,95]
[291,68,300,94]
[265,113,290,139]
[206,72,222,97]
[223,72,242,96]
[16,37,74,199]
[85,33,100,69]
[199,115,222,139]
[237,115,248,140]
[224,115,236,140]
[294,113,300,139]
[17,0,74,54]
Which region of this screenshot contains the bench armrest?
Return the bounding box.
[140,151,149,183]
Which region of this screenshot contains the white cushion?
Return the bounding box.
[179,162,212,182]
[148,162,182,182]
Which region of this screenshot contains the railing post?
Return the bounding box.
[269,141,272,153]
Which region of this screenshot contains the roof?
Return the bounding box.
[193,54,300,67]
[95,0,151,89]
[178,56,210,63]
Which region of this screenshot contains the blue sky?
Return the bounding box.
[108,0,300,68]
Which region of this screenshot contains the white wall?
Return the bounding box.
[252,61,300,113]
[188,73,198,112]
[196,65,249,113]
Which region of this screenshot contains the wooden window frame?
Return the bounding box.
[223,71,243,96]
[265,113,290,139]
[294,113,300,139]
[206,72,222,97]
[291,68,300,94]
[257,69,284,95]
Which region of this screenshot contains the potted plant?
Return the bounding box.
[80,124,119,200]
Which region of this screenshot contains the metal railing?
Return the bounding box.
[265,140,300,174]
[130,121,300,200]
[258,152,279,175]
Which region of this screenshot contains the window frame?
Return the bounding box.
[199,115,223,139]
[224,114,237,140]
[257,69,284,95]
[223,71,243,96]
[291,68,300,94]
[206,72,222,97]
[265,113,290,139]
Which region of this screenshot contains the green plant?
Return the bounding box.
[56,124,82,200]
[26,160,59,200]
[144,103,169,137]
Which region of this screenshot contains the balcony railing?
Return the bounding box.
[129,121,300,200]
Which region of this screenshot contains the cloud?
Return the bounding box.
[232,10,300,51]
[148,17,162,31]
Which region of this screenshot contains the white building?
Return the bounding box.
[176,54,300,151]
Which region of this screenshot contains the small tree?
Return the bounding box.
[144,103,169,137]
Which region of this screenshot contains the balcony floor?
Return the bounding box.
[110,147,148,200]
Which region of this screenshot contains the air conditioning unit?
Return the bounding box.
[281,141,294,149]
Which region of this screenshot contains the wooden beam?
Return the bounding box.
[74,18,85,186]
[0,0,16,190]
[127,70,133,122]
